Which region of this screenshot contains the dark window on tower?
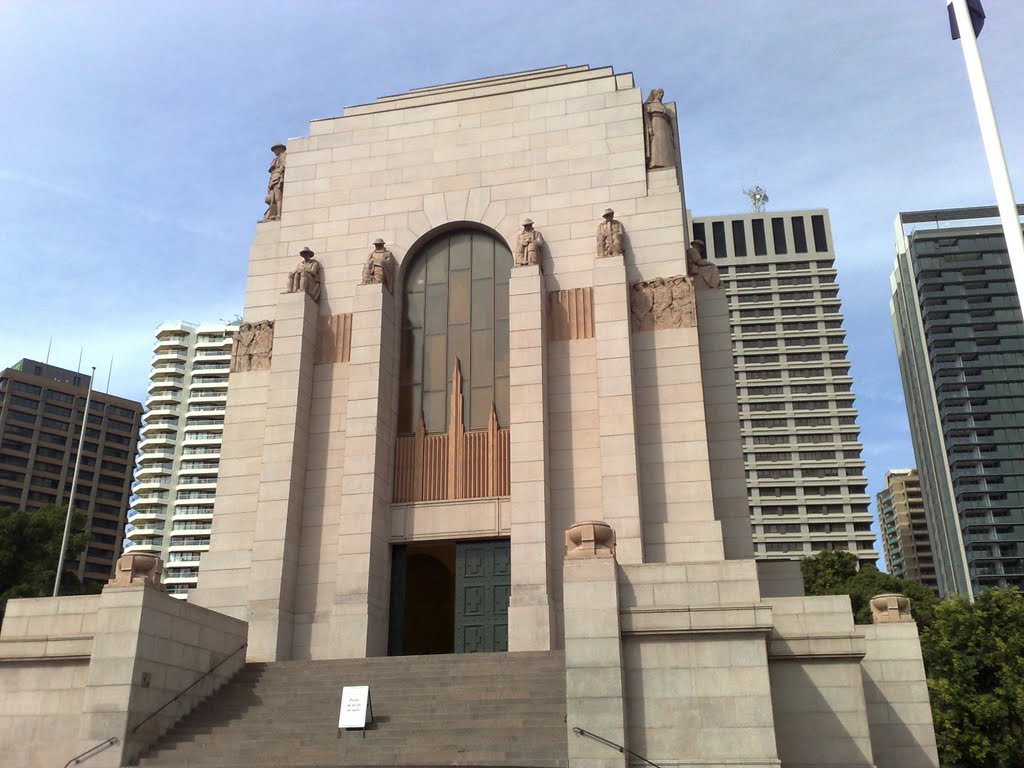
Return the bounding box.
[792,217,808,253]
[752,219,767,256]
[811,215,828,251]
[692,222,706,245]
[771,218,787,254]
[712,221,728,260]
[732,220,747,258]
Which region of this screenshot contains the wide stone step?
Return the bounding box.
[136,652,568,768]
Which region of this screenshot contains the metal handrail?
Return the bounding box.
[572,726,664,768]
[62,736,118,767]
[130,641,247,734]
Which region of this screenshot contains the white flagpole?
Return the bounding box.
[54,366,96,597]
[950,0,1024,308]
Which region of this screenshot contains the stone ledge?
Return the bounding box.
[767,632,867,660]
[620,604,773,636]
[0,635,93,660]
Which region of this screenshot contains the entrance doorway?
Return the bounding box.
[388,539,510,655]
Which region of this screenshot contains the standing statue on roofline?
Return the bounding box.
[643,89,676,170]
[262,143,286,221]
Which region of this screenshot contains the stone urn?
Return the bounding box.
[870,593,913,623]
[565,520,616,560]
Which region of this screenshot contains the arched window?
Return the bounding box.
[398,229,512,434]
[395,229,512,502]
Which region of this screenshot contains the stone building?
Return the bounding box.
[877,469,939,592]
[0,65,937,768]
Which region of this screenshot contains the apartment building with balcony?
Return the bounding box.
[876,468,939,592]
[890,205,1024,597]
[126,321,236,598]
[691,209,877,563]
[0,359,142,584]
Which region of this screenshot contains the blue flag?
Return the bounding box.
[949,0,985,40]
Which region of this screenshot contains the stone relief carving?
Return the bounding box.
[230,320,275,372]
[361,238,395,293]
[630,275,696,332]
[686,239,722,289]
[565,521,616,560]
[107,552,165,590]
[644,88,676,170]
[870,593,914,624]
[262,143,286,221]
[288,246,322,301]
[513,218,544,267]
[596,208,625,260]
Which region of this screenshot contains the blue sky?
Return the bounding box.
[2,1,1022,552]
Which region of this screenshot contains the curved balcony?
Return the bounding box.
[135,461,173,477]
[147,380,184,397]
[128,521,166,537]
[132,477,171,493]
[174,506,214,521]
[181,446,220,459]
[187,390,227,405]
[164,571,200,584]
[127,506,166,523]
[140,422,178,439]
[132,492,169,508]
[137,449,175,464]
[189,376,229,389]
[138,436,176,452]
[123,539,163,554]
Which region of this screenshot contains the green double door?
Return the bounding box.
[389,539,509,655]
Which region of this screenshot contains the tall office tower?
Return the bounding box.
[876,469,939,592]
[891,205,1024,597]
[691,210,876,562]
[0,359,142,585]
[125,322,236,598]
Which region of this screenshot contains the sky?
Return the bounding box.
[2,0,1022,556]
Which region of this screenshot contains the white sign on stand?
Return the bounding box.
[338,685,373,731]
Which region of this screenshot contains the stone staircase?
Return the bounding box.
[134,650,568,768]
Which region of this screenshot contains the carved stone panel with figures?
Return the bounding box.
[630,275,696,332]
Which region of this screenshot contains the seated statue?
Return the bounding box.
[686,239,721,289]
[288,247,322,301]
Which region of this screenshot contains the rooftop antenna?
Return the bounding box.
[742,185,769,213]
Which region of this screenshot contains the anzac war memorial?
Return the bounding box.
[0,64,939,768]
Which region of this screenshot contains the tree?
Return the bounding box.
[800,550,939,628]
[922,587,1024,768]
[0,505,93,622]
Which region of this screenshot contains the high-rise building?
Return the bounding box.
[876,469,938,592]
[0,359,142,585]
[125,322,235,598]
[691,210,876,562]
[890,205,1024,597]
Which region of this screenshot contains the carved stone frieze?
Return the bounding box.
[630,275,696,332]
[230,320,275,372]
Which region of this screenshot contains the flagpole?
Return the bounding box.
[54,366,96,597]
[950,0,1024,309]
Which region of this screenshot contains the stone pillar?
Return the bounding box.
[563,521,628,768]
[592,258,644,563]
[507,263,554,651]
[330,281,395,657]
[247,289,318,661]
